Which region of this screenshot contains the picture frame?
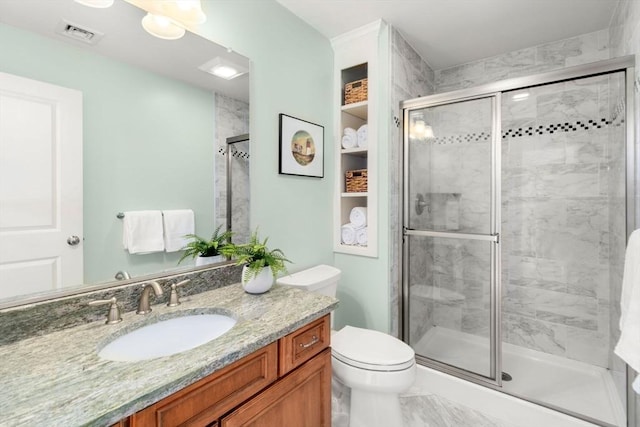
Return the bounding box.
[279,113,324,178]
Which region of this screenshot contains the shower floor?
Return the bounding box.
[415,327,625,426]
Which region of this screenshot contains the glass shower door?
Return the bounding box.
[403,95,501,383]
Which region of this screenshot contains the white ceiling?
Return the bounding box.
[276,0,619,70]
[0,0,250,102]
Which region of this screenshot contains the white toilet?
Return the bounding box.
[277,264,416,427]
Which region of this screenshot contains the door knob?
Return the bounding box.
[67,235,81,246]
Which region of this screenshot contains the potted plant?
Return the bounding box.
[178,225,233,267]
[223,229,290,294]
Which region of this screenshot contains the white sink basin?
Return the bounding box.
[98,314,236,362]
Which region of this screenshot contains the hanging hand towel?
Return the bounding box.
[342,127,357,149]
[356,227,368,246]
[341,223,360,245]
[615,228,640,389]
[162,209,195,252]
[357,124,368,148]
[350,206,367,228]
[122,210,165,254]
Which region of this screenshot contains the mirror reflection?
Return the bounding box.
[0,0,250,305]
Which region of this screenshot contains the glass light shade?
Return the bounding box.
[141,13,185,40]
[74,0,114,7]
[163,0,207,25]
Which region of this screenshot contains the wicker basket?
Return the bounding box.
[345,169,368,192]
[344,78,368,105]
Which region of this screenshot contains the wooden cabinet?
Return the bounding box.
[221,349,331,427]
[127,315,331,427]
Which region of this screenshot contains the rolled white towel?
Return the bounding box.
[341,223,358,245]
[350,206,367,228]
[357,124,368,148]
[342,127,357,149]
[356,227,368,246]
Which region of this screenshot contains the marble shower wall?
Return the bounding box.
[500,74,626,368]
[434,30,610,93]
[389,28,435,337]
[214,93,250,244]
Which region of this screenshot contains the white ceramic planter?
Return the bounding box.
[242,266,274,294]
[195,254,224,267]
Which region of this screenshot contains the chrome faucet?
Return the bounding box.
[136,281,163,315]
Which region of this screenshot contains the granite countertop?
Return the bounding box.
[0,283,338,427]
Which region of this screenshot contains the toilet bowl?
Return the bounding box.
[276,265,416,427]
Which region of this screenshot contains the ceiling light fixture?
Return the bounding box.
[74,0,114,8]
[141,13,185,40]
[138,0,207,40]
[411,119,435,140]
[199,57,249,80]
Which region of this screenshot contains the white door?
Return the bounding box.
[0,72,83,299]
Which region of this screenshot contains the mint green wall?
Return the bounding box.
[197,1,335,272]
[333,25,392,333]
[0,23,216,284]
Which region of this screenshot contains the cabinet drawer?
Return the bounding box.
[278,314,330,376]
[131,342,278,427]
[222,349,332,427]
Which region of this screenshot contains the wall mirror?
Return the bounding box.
[0,0,250,308]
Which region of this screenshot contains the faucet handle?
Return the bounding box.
[88,297,122,324]
[167,279,191,307]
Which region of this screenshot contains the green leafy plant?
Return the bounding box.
[222,229,291,282]
[178,225,233,264]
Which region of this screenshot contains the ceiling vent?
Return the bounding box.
[55,20,104,45]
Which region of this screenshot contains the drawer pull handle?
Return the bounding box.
[299,335,319,349]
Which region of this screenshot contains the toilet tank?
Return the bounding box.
[276,264,341,297]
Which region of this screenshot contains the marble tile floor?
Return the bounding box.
[332,379,512,427]
[332,388,513,427]
[401,393,514,427]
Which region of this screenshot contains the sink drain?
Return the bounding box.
[502,372,513,381]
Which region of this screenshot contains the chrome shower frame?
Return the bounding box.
[400,56,636,427]
[226,133,250,238]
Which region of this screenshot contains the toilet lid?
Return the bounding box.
[331,326,415,371]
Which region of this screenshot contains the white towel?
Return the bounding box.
[342,127,357,149]
[341,223,359,245]
[162,209,195,252]
[615,229,640,383]
[356,227,368,246]
[350,206,367,228]
[122,210,165,254]
[357,124,368,148]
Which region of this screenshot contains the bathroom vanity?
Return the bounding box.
[0,282,337,426]
[125,315,331,426]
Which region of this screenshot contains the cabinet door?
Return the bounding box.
[131,343,278,427]
[221,349,331,427]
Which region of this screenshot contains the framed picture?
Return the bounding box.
[279,113,324,178]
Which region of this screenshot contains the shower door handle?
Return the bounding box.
[405,229,499,243]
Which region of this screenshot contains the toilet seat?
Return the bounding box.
[331,326,415,372]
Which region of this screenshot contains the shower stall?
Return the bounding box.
[401,57,634,426]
